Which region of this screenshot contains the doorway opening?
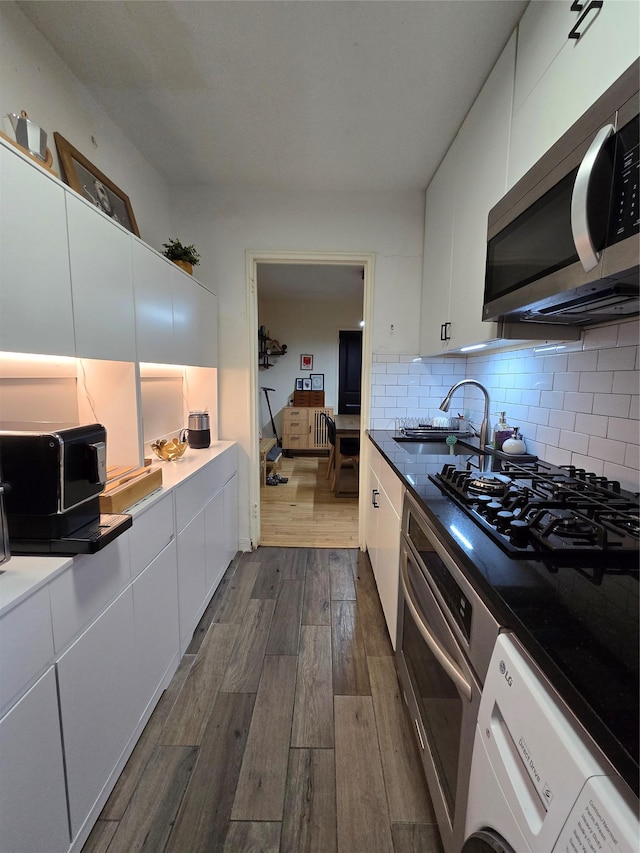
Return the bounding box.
[247,252,374,549]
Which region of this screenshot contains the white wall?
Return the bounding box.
[257,290,363,438]
[0,2,172,250]
[172,187,424,547]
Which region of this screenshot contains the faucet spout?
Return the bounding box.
[439,379,491,471]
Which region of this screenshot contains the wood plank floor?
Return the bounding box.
[260,455,359,548]
[83,547,443,853]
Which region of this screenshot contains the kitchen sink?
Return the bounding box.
[394,438,479,456]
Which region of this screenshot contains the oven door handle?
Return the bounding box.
[400,557,473,701]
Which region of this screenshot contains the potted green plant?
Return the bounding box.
[162,238,201,275]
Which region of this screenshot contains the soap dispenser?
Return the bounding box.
[502,428,527,455]
[492,412,511,450]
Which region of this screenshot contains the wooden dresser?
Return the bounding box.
[282,406,333,452]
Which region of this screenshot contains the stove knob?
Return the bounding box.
[476,495,493,513]
[509,519,529,545]
[485,501,504,519]
[495,510,515,532]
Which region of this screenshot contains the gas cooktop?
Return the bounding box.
[431,458,639,573]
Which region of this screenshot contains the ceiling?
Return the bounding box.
[17,0,528,193]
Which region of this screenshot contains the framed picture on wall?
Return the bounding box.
[53,132,140,236]
[310,373,324,391]
[302,378,312,391]
[295,378,303,391]
[300,354,313,370]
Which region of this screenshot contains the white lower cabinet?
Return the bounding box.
[0,667,69,853]
[56,586,138,839]
[365,443,404,648]
[223,473,239,570]
[177,509,207,654]
[132,539,180,718]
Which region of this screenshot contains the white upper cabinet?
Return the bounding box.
[131,239,175,363]
[0,144,75,356]
[172,265,218,368]
[420,34,516,355]
[448,34,515,349]
[67,193,137,361]
[509,1,640,186]
[419,142,457,355]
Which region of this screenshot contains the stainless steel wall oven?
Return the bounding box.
[396,492,501,853]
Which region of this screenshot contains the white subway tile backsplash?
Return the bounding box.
[597,346,637,371]
[607,417,640,444]
[612,371,639,394]
[564,391,594,413]
[536,425,561,446]
[578,371,613,393]
[616,319,640,347]
[573,454,604,475]
[583,324,619,350]
[568,350,598,371]
[588,436,626,465]
[539,389,565,409]
[559,430,590,453]
[575,413,608,437]
[386,362,410,374]
[624,443,639,471]
[370,321,638,489]
[603,461,637,491]
[593,393,631,418]
[553,372,580,391]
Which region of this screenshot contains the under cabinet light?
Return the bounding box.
[459,344,487,353]
[1,351,76,364]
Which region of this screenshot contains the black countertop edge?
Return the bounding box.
[367,430,640,798]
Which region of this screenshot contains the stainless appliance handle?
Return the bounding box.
[571,123,615,272]
[88,441,107,485]
[400,553,472,701]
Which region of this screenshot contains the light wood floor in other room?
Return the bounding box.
[261,455,359,548]
[82,547,443,853]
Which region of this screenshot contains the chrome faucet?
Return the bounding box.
[439,379,491,471]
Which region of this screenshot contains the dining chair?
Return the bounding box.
[321,413,359,491]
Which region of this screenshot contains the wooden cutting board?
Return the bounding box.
[100,466,163,514]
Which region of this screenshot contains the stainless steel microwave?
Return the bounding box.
[483,62,639,326]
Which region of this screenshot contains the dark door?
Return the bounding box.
[338,330,362,415]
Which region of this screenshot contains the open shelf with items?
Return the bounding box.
[258,328,287,369]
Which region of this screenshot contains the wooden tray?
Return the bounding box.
[99,466,163,514]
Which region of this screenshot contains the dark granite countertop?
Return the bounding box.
[368,430,639,796]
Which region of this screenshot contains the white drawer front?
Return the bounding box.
[129,492,175,579]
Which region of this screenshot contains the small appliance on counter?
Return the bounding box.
[183,411,211,449]
[0,421,132,556]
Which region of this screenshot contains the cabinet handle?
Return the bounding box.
[440,322,451,342]
[372,489,380,508]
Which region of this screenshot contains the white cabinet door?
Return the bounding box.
[57,586,138,838]
[172,267,218,367]
[419,142,457,356]
[132,539,180,718]
[0,584,54,714]
[373,483,401,649]
[204,488,226,597]
[0,667,69,853]
[509,1,640,186]
[66,193,136,361]
[223,472,238,569]
[365,443,403,649]
[131,239,175,363]
[365,459,380,575]
[176,509,207,653]
[448,34,515,350]
[0,145,75,356]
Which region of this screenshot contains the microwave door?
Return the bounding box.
[571,123,615,272]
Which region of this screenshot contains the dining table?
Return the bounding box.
[333,413,361,496]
